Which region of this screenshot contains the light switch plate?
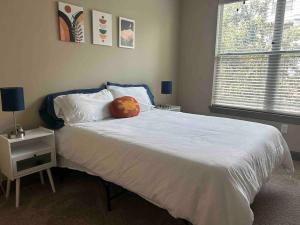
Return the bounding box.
[281,124,288,134]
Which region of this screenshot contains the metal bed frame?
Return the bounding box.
[58,168,193,225]
[54,167,193,225]
[101,179,192,225]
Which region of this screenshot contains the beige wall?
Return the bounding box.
[0,0,180,131]
[178,0,300,152]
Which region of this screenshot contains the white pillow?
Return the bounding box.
[54,89,114,124]
[107,86,154,112]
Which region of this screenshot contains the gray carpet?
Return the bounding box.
[0,164,300,225]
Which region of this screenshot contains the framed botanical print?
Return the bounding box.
[58,2,85,43]
[119,17,135,49]
[92,10,112,46]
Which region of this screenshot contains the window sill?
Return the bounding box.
[209,105,300,125]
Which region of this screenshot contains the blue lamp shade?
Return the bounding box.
[1,87,25,112]
[161,81,172,94]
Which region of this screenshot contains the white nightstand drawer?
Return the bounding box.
[12,150,55,177]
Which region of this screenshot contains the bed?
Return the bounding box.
[55,109,294,225]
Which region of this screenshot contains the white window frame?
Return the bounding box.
[211,0,300,121]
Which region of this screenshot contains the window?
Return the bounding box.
[212,0,300,117]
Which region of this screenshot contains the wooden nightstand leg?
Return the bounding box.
[5,179,11,199]
[47,169,56,193]
[16,178,20,208]
[39,171,45,185]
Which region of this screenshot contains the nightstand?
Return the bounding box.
[0,127,56,208]
[156,105,181,112]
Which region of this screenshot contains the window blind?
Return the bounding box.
[213,0,300,116]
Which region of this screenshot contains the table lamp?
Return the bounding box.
[161,81,172,95]
[1,87,25,139]
[158,81,173,109]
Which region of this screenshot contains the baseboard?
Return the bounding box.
[291,151,300,161]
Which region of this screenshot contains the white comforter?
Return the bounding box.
[56,110,294,225]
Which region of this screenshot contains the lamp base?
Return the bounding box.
[7,126,25,139]
[6,112,25,139]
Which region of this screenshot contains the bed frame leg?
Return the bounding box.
[182,219,193,225]
[101,180,128,212]
[104,182,112,212]
[56,168,67,183]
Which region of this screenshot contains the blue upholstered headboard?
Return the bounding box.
[39,86,106,129]
[39,83,155,130]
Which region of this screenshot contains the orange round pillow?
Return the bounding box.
[109,96,140,118]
